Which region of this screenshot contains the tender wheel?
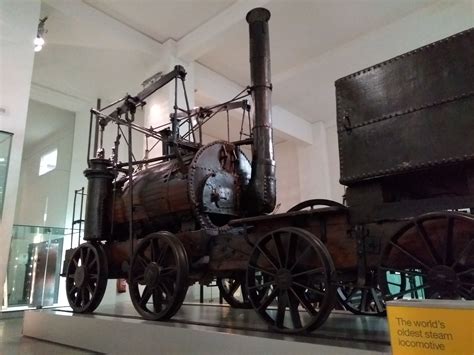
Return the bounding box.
[129,232,189,320]
[379,212,474,300]
[246,227,336,333]
[337,270,387,316]
[216,274,252,309]
[65,242,108,313]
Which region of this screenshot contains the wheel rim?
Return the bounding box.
[217,275,252,309]
[246,227,336,333]
[65,243,108,313]
[379,212,474,300]
[129,232,189,320]
[287,199,346,213]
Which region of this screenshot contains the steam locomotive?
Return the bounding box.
[62,8,474,333]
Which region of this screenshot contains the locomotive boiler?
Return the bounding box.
[62,7,474,334]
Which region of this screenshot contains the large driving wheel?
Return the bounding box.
[65,242,108,313]
[246,227,336,333]
[129,232,189,320]
[379,212,474,300]
[216,274,252,309]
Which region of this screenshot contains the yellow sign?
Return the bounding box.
[387,300,474,355]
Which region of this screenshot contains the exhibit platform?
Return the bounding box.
[22,302,391,354]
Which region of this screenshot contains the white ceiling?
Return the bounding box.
[84,0,236,43]
[33,0,437,130]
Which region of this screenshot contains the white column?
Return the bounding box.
[0,0,41,306]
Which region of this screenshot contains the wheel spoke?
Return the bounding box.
[388,241,432,270]
[83,248,90,265]
[160,267,177,277]
[79,248,85,265]
[344,287,356,301]
[415,221,441,265]
[290,244,313,272]
[444,217,454,265]
[153,289,163,312]
[159,280,173,299]
[293,281,325,296]
[256,244,279,271]
[289,287,317,315]
[86,284,94,296]
[459,281,474,288]
[275,290,288,328]
[135,272,145,283]
[257,288,278,311]
[75,289,83,306]
[457,268,474,276]
[248,280,275,290]
[248,264,275,277]
[140,286,153,307]
[359,288,368,312]
[292,267,325,278]
[271,233,285,268]
[457,287,473,299]
[157,243,170,266]
[137,255,149,269]
[451,238,474,269]
[288,291,302,329]
[370,288,384,313]
[68,286,78,296]
[241,280,249,301]
[285,233,298,269]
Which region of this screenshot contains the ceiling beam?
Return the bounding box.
[195,63,313,145]
[177,0,271,61]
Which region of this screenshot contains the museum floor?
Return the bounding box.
[19,302,391,354]
[0,317,96,355]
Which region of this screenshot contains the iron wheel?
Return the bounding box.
[378,212,474,301]
[246,227,336,333]
[65,242,108,313]
[129,232,189,320]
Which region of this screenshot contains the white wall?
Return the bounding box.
[15,100,75,228]
[0,0,40,306]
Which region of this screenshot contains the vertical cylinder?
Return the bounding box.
[246,8,276,214]
[83,158,114,241]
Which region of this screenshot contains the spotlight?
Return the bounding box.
[34,16,48,53]
[34,37,44,46]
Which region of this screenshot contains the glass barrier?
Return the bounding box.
[4,225,70,309]
[0,131,13,219]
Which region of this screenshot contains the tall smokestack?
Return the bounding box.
[246,8,276,214]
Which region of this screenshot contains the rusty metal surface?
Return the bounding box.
[336,28,474,185]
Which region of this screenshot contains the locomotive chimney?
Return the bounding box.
[246,8,276,214]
